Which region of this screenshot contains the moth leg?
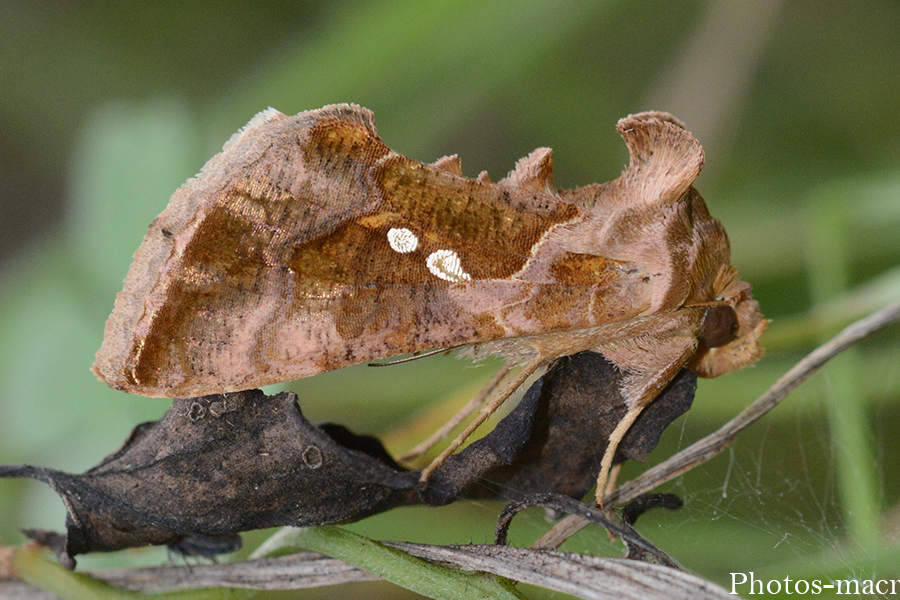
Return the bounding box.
[605,463,623,497]
[595,406,645,507]
[419,356,544,486]
[397,363,511,464]
[595,337,696,507]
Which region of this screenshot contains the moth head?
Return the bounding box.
[688,268,767,378]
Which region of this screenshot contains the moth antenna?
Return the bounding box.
[419,356,545,486]
[368,347,450,367]
[397,363,511,464]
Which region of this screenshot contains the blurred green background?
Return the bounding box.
[1,1,899,598]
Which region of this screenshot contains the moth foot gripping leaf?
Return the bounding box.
[91,105,765,507]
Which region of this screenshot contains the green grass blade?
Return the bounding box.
[253,526,526,600]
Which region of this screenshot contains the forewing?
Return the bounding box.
[93,105,616,398]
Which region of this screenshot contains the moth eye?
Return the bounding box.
[698,305,738,348]
[387,227,419,253]
[426,249,472,282]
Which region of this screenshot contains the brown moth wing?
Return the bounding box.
[93,105,652,397]
[93,106,765,400]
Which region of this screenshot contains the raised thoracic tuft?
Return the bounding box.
[499,147,555,195]
[614,112,705,208]
[428,154,464,175]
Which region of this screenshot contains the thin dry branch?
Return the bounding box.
[75,543,733,600]
[95,552,380,591]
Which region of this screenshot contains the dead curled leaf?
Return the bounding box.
[1,390,419,569]
[0,351,695,568]
[423,352,696,507]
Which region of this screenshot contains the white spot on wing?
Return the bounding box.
[387,227,419,253]
[426,249,471,282]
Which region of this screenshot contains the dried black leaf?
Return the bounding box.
[1,352,695,567]
[430,351,697,503]
[0,390,420,568]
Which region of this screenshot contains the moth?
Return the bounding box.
[93,104,767,505]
